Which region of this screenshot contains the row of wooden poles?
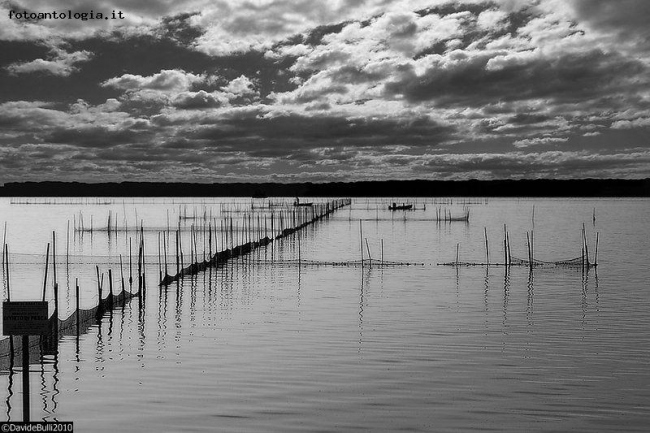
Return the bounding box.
[158,199,352,286]
[1,198,351,344]
[72,199,346,235]
[1,227,147,342]
[447,223,598,269]
[435,207,470,222]
[73,209,127,235]
[0,228,146,423]
[358,220,384,267]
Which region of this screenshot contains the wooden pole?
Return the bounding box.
[526,232,532,270]
[138,240,143,298]
[5,244,10,301]
[75,278,80,335]
[179,228,184,271]
[189,225,193,264]
[140,227,146,295]
[503,225,508,266]
[583,224,589,267]
[108,269,113,309]
[129,238,133,288]
[66,220,70,268]
[157,232,162,283]
[176,231,180,275]
[365,238,372,267]
[53,282,58,332]
[163,233,169,278]
[208,222,212,260]
[1,243,4,299]
[22,334,30,422]
[120,255,126,299]
[42,243,50,302]
[52,231,57,289]
[484,227,489,265]
[531,230,534,265]
[359,220,364,267]
[193,225,199,263]
[96,265,102,303]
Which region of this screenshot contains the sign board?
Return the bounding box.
[2,301,50,336]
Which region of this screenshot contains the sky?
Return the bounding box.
[1,0,649,183]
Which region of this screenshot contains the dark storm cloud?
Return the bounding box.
[188,111,455,150]
[508,113,552,125]
[158,12,205,45]
[42,125,153,148]
[329,65,390,84]
[571,0,650,48]
[412,150,650,179]
[302,22,352,46]
[385,49,647,108]
[416,1,496,18]
[0,34,212,104]
[0,40,50,67]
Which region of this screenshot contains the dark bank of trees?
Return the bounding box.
[1,179,649,197]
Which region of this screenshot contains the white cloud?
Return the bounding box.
[102,69,207,92]
[172,91,228,109]
[6,48,93,76]
[476,9,508,30]
[513,136,569,148]
[0,98,135,136]
[611,117,650,129]
[222,75,258,97]
[485,49,538,71]
[264,44,312,60]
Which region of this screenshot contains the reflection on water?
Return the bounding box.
[0,197,649,431]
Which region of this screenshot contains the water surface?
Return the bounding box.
[1,197,649,432]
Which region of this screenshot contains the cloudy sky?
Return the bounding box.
[1,0,649,183]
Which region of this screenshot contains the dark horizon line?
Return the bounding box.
[1,178,649,197]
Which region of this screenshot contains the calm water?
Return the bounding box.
[1,197,649,432]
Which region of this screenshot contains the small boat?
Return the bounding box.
[294,198,313,207]
[388,203,413,210]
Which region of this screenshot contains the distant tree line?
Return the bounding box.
[0,179,648,197]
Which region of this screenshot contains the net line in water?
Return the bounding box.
[6,253,166,266]
[439,224,599,270]
[245,259,425,267]
[0,279,142,370]
[438,256,596,269]
[1,230,146,369]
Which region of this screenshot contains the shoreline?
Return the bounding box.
[1,179,649,197]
